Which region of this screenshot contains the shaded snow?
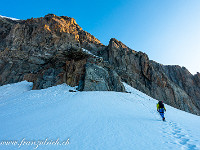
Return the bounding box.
[0,81,33,101]
[82,48,103,59]
[0,81,199,150]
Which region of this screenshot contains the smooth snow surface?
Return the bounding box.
[0,81,199,150]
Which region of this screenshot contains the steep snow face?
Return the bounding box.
[0,82,200,150]
[0,15,19,20]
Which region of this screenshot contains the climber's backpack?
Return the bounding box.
[159,101,164,108]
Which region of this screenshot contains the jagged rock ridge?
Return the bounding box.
[0,14,199,115]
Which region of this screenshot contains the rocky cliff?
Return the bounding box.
[0,14,199,115]
[102,38,200,115]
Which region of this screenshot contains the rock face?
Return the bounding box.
[0,14,122,91]
[101,38,200,115]
[0,14,200,115]
[81,57,125,92]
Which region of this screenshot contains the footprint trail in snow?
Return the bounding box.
[162,121,199,150]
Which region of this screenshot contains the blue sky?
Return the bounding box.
[1,0,200,74]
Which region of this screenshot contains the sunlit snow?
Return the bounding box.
[0,81,199,150]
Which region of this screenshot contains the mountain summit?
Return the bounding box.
[0,14,200,115]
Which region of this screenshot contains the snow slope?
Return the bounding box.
[0,81,199,150]
[0,15,19,20]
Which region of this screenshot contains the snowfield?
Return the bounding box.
[0,81,199,150]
